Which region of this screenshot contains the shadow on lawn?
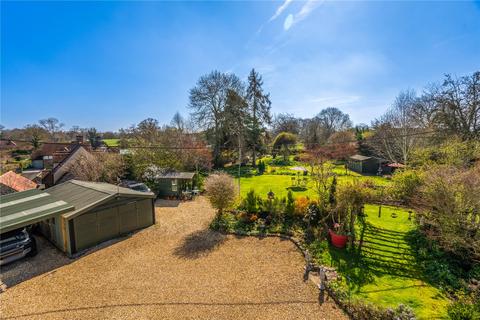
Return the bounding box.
[326,221,421,293]
[174,229,226,259]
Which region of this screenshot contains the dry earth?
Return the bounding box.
[0,197,346,319]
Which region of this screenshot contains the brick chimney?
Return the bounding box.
[75,135,84,144]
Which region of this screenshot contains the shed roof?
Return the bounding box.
[349,154,372,161]
[0,189,74,233]
[0,171,37,192]
[47,180,155,219]
[155,172,196,179]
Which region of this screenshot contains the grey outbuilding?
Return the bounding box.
[45,180,156,255]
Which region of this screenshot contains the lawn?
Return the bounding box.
[237,167,390,199]
[312,205,450,319]
[102,138,120,147]
[225,158,451,318]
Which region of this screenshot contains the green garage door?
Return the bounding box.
[73,199,153,252]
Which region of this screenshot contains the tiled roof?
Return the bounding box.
[0,171,38,192]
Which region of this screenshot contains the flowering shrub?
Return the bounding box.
[294,196,310,217]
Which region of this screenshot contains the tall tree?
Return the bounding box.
[316,107,352,141]
[224,89,250,158]
[434,72,480,140]
[272,132,297,161]
[87,127,101,149]
[39,117,64,142]
[272,113,300,136]
[371,90,421,166]
[23,124,47,149]
[246,69,271,167]
[171,112,186,131]
[135,118,161,144]
[189,71,243,167]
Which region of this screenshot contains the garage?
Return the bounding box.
[45,180,156,255]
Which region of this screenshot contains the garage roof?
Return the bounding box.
[47,180,155,219]
[0,189,74,233]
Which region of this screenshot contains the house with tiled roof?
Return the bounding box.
[0,170,38,195]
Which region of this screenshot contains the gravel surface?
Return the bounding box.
[0,197,346,319]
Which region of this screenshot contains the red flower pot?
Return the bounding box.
[329,229,348,248]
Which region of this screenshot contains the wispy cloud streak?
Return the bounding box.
[269,0,293,22]
[284,0,324,30]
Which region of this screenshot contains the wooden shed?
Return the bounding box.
[154,172,196,197]
[45,180,156,255]
[347,155,388,175]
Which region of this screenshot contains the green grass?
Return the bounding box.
[237,167,390,199]
[102,138,120,147]
[225,156,450,318]
[315,205,450,319]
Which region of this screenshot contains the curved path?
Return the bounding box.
[0,197,345,319]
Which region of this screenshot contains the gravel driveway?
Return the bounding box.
[0,197,345,319]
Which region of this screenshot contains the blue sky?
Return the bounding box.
[1,1,479,131]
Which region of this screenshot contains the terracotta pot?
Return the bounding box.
[329,229,348,248]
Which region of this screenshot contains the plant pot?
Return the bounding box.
[329,229,348,248]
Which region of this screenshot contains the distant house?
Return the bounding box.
[30,137,88,170]
[42,144,93,187]
[347,155,389,175]
[0,170,38,195]
[27,136,97,187]
[0,139,17,150]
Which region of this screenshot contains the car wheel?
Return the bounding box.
[27,236,38,257]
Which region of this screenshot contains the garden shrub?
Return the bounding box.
[307,239,329,264]
[406,229,464,291]
[304,202,321,226]
[387,169,422,204]
[242,189,259,213]
[257,160,266,174]
[447,299,480,320]
[285,190,295,218]
[419,164,480,264]
[294,196,310,217]
[468,265,480,281]
[204,172,238,217]
[260,197,286,220]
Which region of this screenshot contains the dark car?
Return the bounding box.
[0,228,37,266]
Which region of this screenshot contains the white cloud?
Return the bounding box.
[284,14,294,30]
[283,0,324,31]
[269,0,293,22]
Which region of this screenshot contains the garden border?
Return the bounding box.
[216,228,417,320]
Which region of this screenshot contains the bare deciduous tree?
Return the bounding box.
[371,90,421,166]
[434,72,480,140]
[39,117,64,142]
[417,164,480,263]
[70,153,125,183]
[188,71,243,167]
